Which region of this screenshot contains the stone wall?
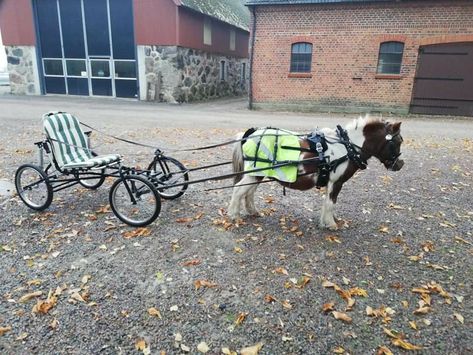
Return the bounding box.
[5,46,40,95]
[140,45,248,103]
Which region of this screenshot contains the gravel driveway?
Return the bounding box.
[0,96,472,355]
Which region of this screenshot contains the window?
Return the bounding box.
[377,42,404,74]
[66,60,87,77]
[90,60,111,78]
[220,60,226,81]
[290,42,312,73]
[241,62,246,81]
[43,59,64,76]
[114,61,136,79]
[230,29,236,51]
[204,18,212,45]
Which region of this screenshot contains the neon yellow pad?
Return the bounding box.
[242,128,301,183]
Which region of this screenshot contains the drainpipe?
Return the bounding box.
[248,5,257,110]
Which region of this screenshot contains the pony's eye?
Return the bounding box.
[385,134,393,141]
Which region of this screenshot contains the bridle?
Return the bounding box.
[382,131,403,170]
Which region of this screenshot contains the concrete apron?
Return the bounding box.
[0,180,15,198]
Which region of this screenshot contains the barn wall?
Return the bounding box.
[251,1,473,114]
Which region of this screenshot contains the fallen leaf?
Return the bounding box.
[322,280,336,288]
[170,305,178,312]
[0,326,12,336]
[379,225,389,233]
[197,341,210,353]
[122,227,151,239]
[194,280,217,290]
[183,259,201,267]
[282,335,293,342]
[453,312,464,324]
[349,287,368,297]
[148,307,162,319]
[181,344,190,352]
[274,267,289,275]
[282,300,293,310]
[377,345,394,355]
[333,346,345,354]
[175,333,183,342]
[325,235,341,243]
[409,321,417,330]
[413,306,431,315]
[81,275,92,285]
[49,318,58,329]
[222,347,237,355]
[16,332,28,341]
[32,290,57,314]
[382,327,401,339]
[322,302,335,313]
[234,247,243,254]
[235,312,248,325]
[332,311,352,323]
[175,217,193,223]
[296,275,311,289]
[19,291,43,303]
[391,338,422,350]
[264,294,277,303]
[401,300,409,308]
[240,342,263,355]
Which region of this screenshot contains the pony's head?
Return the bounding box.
[362,119,404,171]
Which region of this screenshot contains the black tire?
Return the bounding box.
[152,157,189,200]
[109,174,161,227]
[15,164,53,211]
[79,170,105,190]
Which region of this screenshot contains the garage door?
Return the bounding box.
[410,42,473,116]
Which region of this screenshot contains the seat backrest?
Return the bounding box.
[43,112,92,168]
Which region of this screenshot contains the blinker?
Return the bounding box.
[385,134,393,141]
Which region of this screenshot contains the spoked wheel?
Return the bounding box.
[15,164,53,211]
[79,169,105,190]
[152,157,189,200]
[109,174,161,227]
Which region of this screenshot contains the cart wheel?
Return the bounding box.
[109,174,161,227]
[15,164,53,211]
[152,157,189,200]
[79,169,105,190]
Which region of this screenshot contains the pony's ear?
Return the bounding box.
[392,122,402,132]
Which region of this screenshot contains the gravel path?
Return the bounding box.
[0,96,472,355]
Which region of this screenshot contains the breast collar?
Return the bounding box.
[335,125,368,170]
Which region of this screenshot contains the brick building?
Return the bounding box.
[0,0,249,102]
[246,0,473,116]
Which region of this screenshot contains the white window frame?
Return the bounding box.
[230,29,236,51]
[89,58,112,79]
[65,59,88,78]
[204,18,212,46]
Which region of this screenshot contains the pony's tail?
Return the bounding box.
[232,132,245,184]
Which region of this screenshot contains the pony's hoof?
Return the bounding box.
[229,213,240,221]
[319,221,338,230]
[247,210,260,217]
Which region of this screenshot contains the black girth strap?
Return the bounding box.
[336,125,367,170]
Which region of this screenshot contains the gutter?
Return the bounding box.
[248,5,256,110]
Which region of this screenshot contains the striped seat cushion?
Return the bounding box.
[43,112,121,170]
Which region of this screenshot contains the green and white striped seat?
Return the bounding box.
[43,112,121,170]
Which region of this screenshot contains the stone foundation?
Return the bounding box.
[5,46,40,95]
[139,45,248,103]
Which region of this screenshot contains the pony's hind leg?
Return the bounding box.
[245,178,261,216]
[320,182,337,229]
[228,175,258,220]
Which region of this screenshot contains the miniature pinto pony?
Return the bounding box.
[229,116,404,229]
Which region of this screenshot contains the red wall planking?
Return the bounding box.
[0,0,36,46]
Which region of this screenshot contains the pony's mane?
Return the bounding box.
[345,115,385,132]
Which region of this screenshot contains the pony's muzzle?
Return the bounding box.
[390,159,404,171]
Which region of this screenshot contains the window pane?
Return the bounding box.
[292,43,312,54]
[114,61,136,78]
[377,42,404,74]
[91,61,110,77]
[66,60,87,77]
[44,59,64,76]
[290,53,312,73]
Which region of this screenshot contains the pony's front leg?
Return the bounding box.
[320,182,337,229]
[245,181,260,216]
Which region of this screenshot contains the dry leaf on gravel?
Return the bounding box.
[332,311,352,323]
[235,312,248,325]
[322,280,336,288]
[295,275,311,289]
[148,307,162,318]
[135,338,151,355]
[16,332,28,341]
[175,217,193,223]
[122,227,151,239]
[382,327,401,339]
[222,347,237,355]
[282,300,293,310]
[413,306,431,315]
[273,267,289,275]
[391,338,423,351]
[19,291,43,303]
[32,290,57,314]
[182,259,201,266]
[194,280,217,290]
[333,346,345,354]
[264,294,277,303]
[240,342,263,355]
[0,326,12,336]
[409,321,417,330]
[197,341,209,353]
[348,287,368,297]
[453,312,464,324]
[322,302,335,313]
[377,345,394,355]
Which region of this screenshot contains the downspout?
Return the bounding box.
[248,5,257,110]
